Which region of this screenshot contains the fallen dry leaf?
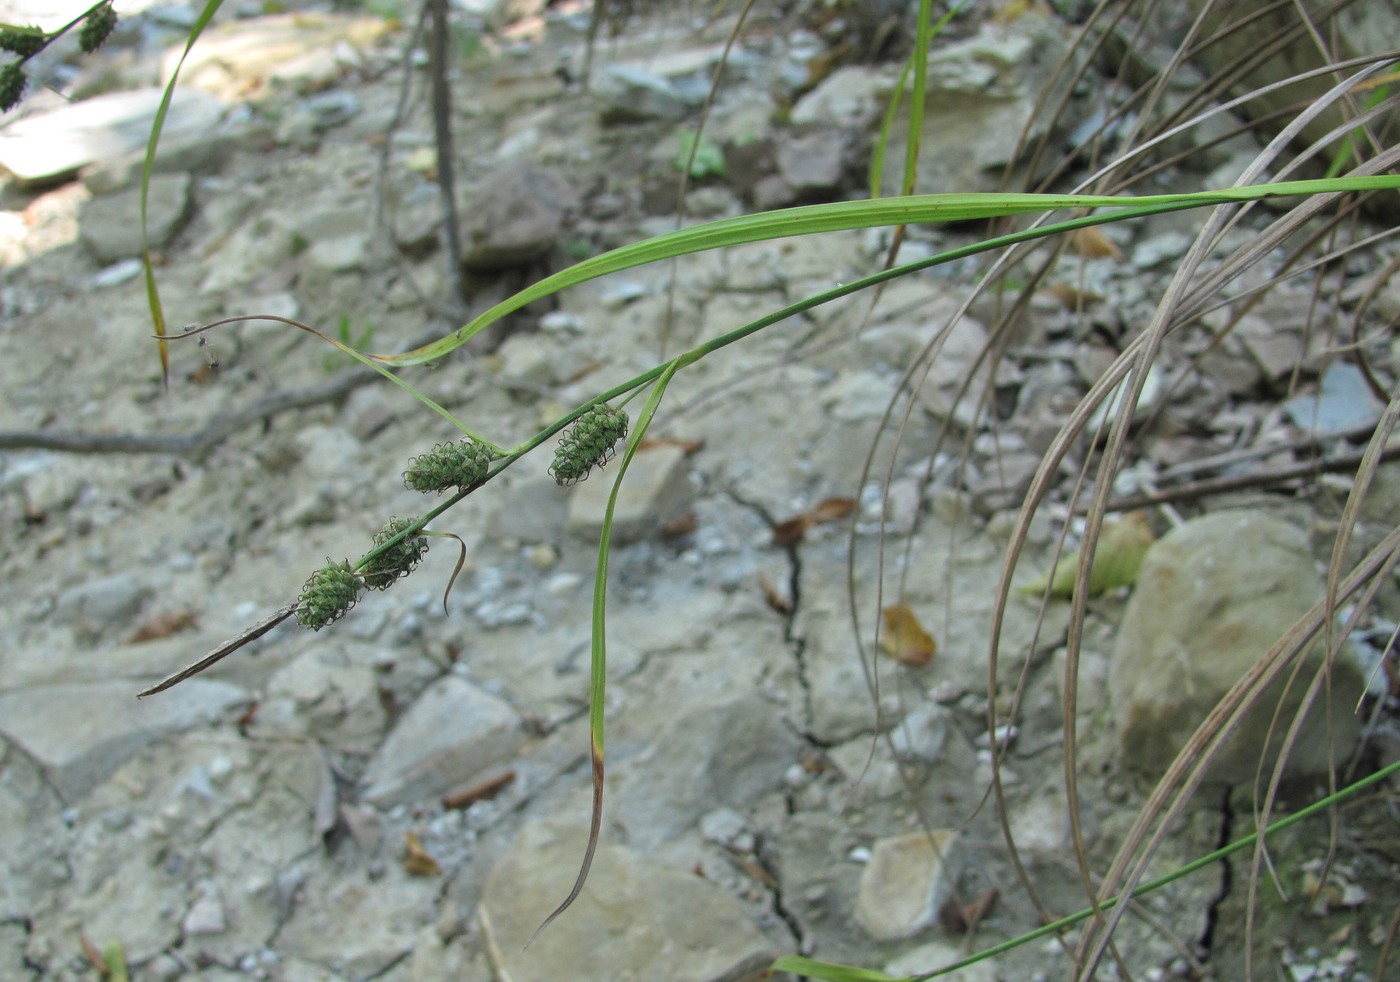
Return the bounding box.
[639,436,705,454]
[1042,282,1106,309]
[771,516,810,547]
[759,575,793,616]
[125,609,199,644]
[771,497,857,546]
[809,496,856,523]
[1020,511,1156,599]
[939,888,998,933]
[403,831,441,877]
[1071,225,1123,260]
[659,512,698,537]
[443,770,516,810]
[879,603,936,667]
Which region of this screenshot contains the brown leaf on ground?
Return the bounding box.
[403,831,441,877]
[1042,282,1106,308]
[1071,225,1123,260]
[759,575,792,616]
[639,436,705,454]
[771,496,857,545]
[771,516,810,547]
[125,610,198,643]
[443,770,516,810]
[879,602,936,667]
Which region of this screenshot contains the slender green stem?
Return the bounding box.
[775,757,1400,981]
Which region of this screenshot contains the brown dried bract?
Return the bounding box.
[771,496,857,546]
[403,831,441,877]
[443,770,516,810]
[125,609,198,643]
[879,602,936,667]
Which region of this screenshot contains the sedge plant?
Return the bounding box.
[116,0,1400,978]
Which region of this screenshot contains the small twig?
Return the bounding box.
[1154,420,1383,482]
[428,0,466,305]
[0,364,377,456]
[1096,442,1400,513]
[137,604,297,697]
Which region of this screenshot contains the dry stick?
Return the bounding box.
[0,364,376,456]
[428,0,466,305]
[137,604,297,697]
[1097,440,1400,514]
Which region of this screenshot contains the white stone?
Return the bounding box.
[361,676,526,807]
[855,829,961,941]
[0,680,248,801]
[478,822,776,979]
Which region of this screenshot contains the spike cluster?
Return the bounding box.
[79,2,117,54]
[296,560,362,630]
[404,439,493,494]
[0,27,45,57]
[549,404,628,486]
[362,517,428,590]
[0,62,25,113]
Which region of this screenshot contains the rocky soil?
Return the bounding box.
[1,2,1398,980]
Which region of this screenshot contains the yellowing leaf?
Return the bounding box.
[1071,226,1123,261]
[879,603,936,667]
[1020,511,1156,599]
[403,831,441,877]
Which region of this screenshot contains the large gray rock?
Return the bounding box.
[594,65,692,124]
[878,14,1076,194]
[1109,511,1365,785]
[777,127,850,197]
[0,679,248,801]
[566,443,692,545]
[1179,0,1400,165]
[79,172,193,263]
[361,675,526,807]
[461,165,580,269]
[52,573,154,643]
[275,874,442,980]
[611,694,804,849]
[0,87,225,186]
[161,12,395,100]
[790,65,895,129]
[477,821,777,981]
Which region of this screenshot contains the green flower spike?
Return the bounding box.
[549,403,629,486]
[0,62,26,113]
[296,560,363,630]
[404,438,493,494]
[79,2,117,54]
[0,28,45,57]
[362,517,428,590]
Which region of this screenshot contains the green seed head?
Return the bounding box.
[0,28,46,58]
[296,560,362,630]
[0,62,27,113]
[404,439,493,494]
[79,2,117,54]
[362,517,428,590]
[550,404,629,486]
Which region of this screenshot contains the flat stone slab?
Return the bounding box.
[0,87,225,186]
[361,675,526,807]
[0,679,248,801]
[479,821,778,981]
[80,172,193,262]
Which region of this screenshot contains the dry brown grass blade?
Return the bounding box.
[525,741,604,948]
[1074,525,1400,975]
[1234,385,1400,973]
[949,17,1400,974]
[137,605,297,698]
